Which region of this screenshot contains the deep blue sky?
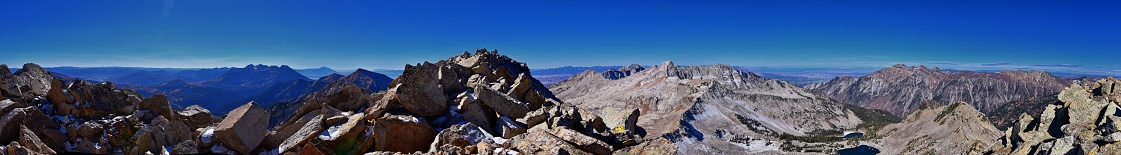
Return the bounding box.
[1,1,1119,75]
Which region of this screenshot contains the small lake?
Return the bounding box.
[838,145,880,155]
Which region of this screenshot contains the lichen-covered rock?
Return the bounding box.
[213,102,270,154]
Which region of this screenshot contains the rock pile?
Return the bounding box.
[264,49,674,154]
[0,63,227,154]
[986,77,1121,154]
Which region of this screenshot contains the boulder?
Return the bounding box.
[139,95,175,119]
[474,86,531,118]
[134,126,169,154]
[300,142,326,155]
[428,123,491,153]
[370,114,437,152]
[18,125,57,154]
[0,99,23,117]
[461,96,497,134]
[1067,97,1107,127]
[508,73,545,109]
[66,80,141,118]
[547,127,613,155]
[178,105,218,129]
[153,116,193,145]
[496,116,527,139]
[394,62,449,116]
[276,114,324,153]
[213,102,270,154]
[0,107,59,144]
[172,140,199,155]
[506,128,591,155]
[320,113,367,155]
[519,108,549,128]
[45,78,72,105]
[612,137,677,155]
[12,63,53,97]
[604,109,640,134]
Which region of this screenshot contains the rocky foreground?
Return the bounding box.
[0,49,675,155]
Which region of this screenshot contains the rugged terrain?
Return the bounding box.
[551,61,896,154]
[805,64,1070,117]
[0,49,678,155]
[871,100,1002,154]
[985,77,1121,154]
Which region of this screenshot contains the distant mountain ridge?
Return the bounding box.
[805,64,1071,117]
[200,64,310,97]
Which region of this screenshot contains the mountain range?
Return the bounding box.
[2,49,1119,154]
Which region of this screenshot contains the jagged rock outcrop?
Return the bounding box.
[873,101,1001,154]
[805,64,1070,117]
[552,61,888,154]
[986,77,1121,154]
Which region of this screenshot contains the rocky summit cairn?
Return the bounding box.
[986,77,1121,154]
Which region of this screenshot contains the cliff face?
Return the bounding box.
[805,64,1070,117]
[552,61,884,154]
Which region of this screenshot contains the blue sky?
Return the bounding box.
[1,1,1119,75]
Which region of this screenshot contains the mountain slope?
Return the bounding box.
[110,70,184,86]
[874,101,1001,154]
[552,61,885,154]
[805,64,1070,117]
[295,67,339,79]
[201,64,309,96]
[128,79,245,112]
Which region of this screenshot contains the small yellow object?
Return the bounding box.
[613,126,626,133]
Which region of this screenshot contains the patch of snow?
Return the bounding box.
[497,116,521,128]
[492,137,507,145]
[494,148,519,155]
[341,112,352,116]
[210,144,234,155]
[318,124,343,141]
[365,125,374,137]
[200,128,215,143]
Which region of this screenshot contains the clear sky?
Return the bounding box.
[1,1,1118,75]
